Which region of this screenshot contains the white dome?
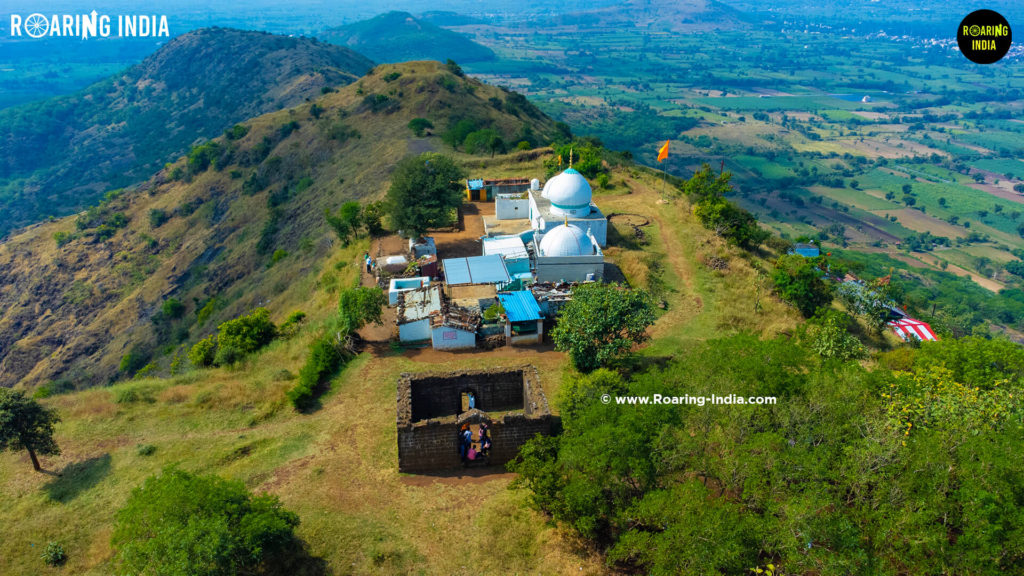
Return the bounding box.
[542,168,592,216]
[539,224,588,257]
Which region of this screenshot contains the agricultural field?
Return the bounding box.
[459,16,1024,294]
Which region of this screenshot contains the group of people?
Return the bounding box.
[459,422,492,465]
[363,252,375,274]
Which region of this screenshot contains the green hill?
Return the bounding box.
[319,11,494,65]
[0,28,374,238]
[0,60,560,390]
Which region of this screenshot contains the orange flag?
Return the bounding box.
[657,140,670,163]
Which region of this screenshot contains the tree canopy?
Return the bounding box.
[0,389,61,471]
[551,282,655,372]
[772,254,834,317]
[111,468,301,576]
[385,153,465,239]
[511,334,1024,575]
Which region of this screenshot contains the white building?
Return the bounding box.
[528,168,607,246]
[396,286,442,342]
[533,222,604,283]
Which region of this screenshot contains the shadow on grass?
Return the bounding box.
[43,453,112,503]
[265,537,330,576]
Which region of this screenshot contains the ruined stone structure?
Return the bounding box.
[396,366,555,473]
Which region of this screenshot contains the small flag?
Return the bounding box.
[657,140,670,163]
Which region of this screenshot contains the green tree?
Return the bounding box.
[111,468,300,576]
[551,283,655,372]
[385,153,465,239]
[338,286,387,334]
[772,254,834,317]
[685,165,769,248]
[189,335,217,368]
[807,309,865,361]
[216,308,277,355]
[407,118,434,137]
[0,389,61,471]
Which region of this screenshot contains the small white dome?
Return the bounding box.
[542,168,592,216]
[539,223,588,257]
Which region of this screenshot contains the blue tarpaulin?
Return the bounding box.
[498,291,542,322]
[467,179,484,190]
[443,255,510,285]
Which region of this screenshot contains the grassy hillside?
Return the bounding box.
[0,146,801,574]
[0,60,561,390]
[319,12,494,65]
[0,28,374,238]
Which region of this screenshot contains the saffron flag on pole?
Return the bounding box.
[657,140,670,163]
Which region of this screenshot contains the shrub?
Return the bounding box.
[279,311,307,338]
[772,254,834,317]
[216,308,277,355]
[214,345,244,367]
[270,249,289,265]
[136,444,157,456]
[288,332,346,410]
[161,298,185,320]
[41,541,66,567]
[189,336,217,368]
[111,468,300,576]
[408,117,434,137]
[224,124,249,140]
[149,209,169,228]
[53,230,74,247]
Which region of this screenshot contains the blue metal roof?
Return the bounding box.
[498,291,542,322]
[442,255,510,285]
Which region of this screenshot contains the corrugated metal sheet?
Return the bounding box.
[498,291,542,322]
[482,236,529,260]
[443,255,511,285]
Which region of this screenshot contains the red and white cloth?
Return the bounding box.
[888,318,938,342]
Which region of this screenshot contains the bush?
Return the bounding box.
[279,311,307,338]
[216,308,277,355]
[189,336,217,368]
[41,541,66,567]
[408,118,433,137]
[772,254,834,317]
[149,209,169,228]
[111,468,300,576]
[161,298,185,320]
[136,444,157,456]
[807,309,864,361]
[214,344,244,367]
[288,332,346,410]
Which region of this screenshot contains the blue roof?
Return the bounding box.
[498,291,542,322]
[443,255,510,285]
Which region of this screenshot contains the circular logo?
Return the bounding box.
[24,13,50,38]
[958,10,1012,64]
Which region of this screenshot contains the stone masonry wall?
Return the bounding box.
[396,366,553,473]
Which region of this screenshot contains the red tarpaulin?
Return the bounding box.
[889,318,939,342]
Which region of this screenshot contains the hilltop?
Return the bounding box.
[0,60,561,389]
[0,28,374,238]
[319,12,495,64]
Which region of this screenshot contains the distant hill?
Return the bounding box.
[0,61,560,388]
[0,28,374,238]
[559,0,748,31]
[319,12,494,65]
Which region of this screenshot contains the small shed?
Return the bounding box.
[409,237,436,259]
[498,291,544,345]
[396,286,442,343]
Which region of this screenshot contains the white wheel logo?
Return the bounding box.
[24,14,49,38]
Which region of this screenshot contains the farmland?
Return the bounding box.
[455,7,1024,303]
